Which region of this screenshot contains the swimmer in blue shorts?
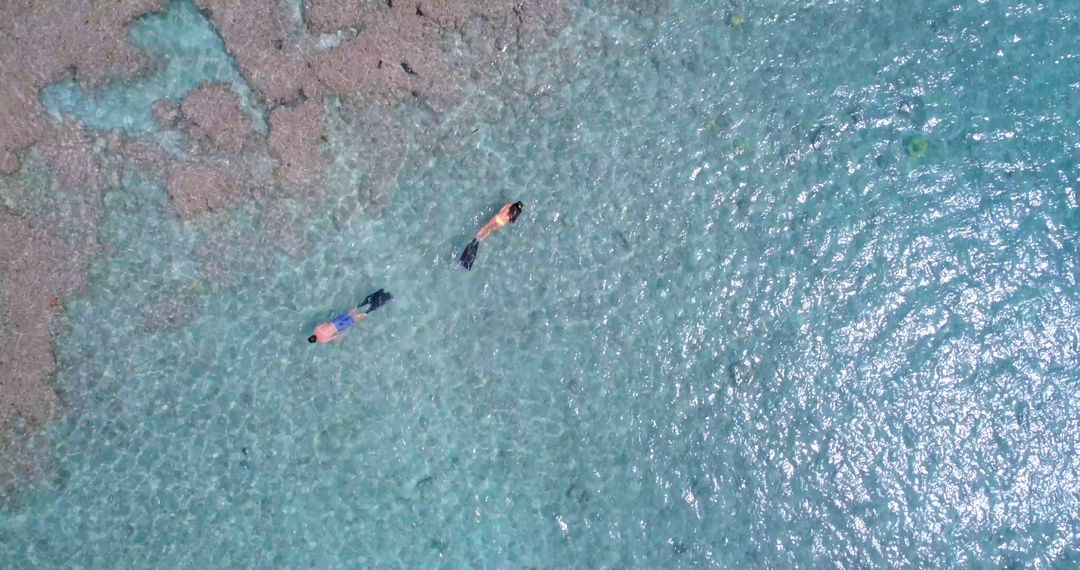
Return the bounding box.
[308,289,393,343]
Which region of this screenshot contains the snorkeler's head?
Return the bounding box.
[308,335,317,343]
[508,201,523,222]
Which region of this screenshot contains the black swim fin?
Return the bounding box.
[460,239,480,270]
[359,289,393,312]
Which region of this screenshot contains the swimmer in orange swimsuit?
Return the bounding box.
[308,289,393,343]
[460,201,523,270]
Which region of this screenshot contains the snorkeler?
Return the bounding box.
[308,289,393,343]
[459,201,523,270]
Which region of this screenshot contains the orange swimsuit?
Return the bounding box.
[477,207,511,241]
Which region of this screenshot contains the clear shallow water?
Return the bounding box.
[4,0,1080,567]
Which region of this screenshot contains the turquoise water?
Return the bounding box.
[4,0,1080,567]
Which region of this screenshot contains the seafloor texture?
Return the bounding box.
[2,0,1079,567]
[0,0,564,478]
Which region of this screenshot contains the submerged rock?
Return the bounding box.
[906,135,930,159]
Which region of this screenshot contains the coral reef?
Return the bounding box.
[193,0,308,106]
[191,0,567,192]
[166,162,245,219]
[268,100,328,189]
[179,83,256,155]
[0,210,81,430]
[0,0,166,173]
[0,0,163,440]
